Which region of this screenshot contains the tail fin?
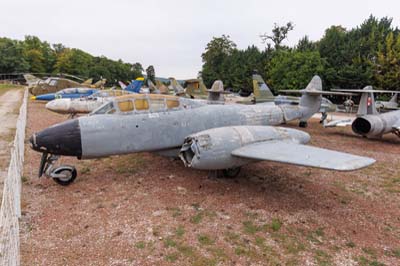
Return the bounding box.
[155,80,169,94]
[93,79,107,88]
[169,77,185,95]
[118,81,127,90]
[147,79,159,93]
[207,80,225,104]
[299,76,323,122]
[252,74,274,99]
[357,86,378,116]
[199,78,208,94]
[125,77,144,93]
[82,78,93,85]
[389,93,398,103]
[23,74,41,85]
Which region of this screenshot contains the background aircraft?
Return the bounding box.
[28,75,106,95]
[375,93,399,111]
[31,88,98,101]
[324,86,400,139]
[45,89,133,116]
[29,76,374,185]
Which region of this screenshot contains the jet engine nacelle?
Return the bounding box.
[179,126,310,170]
[352,114,398,138]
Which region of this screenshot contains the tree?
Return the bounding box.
[260,22,294,49]
[296,36,317,52]
[146,65,156,83]
[374,32,400,89]
[0,38,30,73]
[201,35,237,86]
[267,50,325,91]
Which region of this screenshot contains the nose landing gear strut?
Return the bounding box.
[39,152,77,186]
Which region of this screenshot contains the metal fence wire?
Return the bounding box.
[0,89,28,266]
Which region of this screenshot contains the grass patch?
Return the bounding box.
[357,256,385,266]
[169,207,182,218]
[243,221,260,235]
[21,175,28,183]
[134,241,145,249]
[190,212,203,224]
[314,249,332,266]
[80,166,91,175]
[382,178,400,194]
[362,247,377,258]
[224,231,240,244]
[270,218,282,232]
[0,84,24,91]
[197,234,215,246]
[345,241,356,248]
[164,237,177,248]
[165,252,179,262]
[113,154,147,175]
[391,248,400,258]
[175,225,185,238]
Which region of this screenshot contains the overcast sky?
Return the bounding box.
[1,0,400,79]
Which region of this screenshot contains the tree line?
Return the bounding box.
[0,36,144,85]
[201,16,400,93]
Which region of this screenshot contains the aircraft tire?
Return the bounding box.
[222,167,241,178]
[299,121,308,128]
[52,167,77,186]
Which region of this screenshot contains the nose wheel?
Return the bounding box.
[38,152,78,186]
[51,167,77,186]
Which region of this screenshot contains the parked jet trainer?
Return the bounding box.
[29,76,374,185]
[324,86,400,139]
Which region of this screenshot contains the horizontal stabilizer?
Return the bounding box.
[232,141,375,171]
[332,89,399,94]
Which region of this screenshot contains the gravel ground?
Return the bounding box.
[21,101,400,266]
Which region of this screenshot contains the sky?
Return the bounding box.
[1,0,400,79]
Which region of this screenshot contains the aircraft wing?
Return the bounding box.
[231,141,374,171]
[280,90,356,96]
[332,89,400,94]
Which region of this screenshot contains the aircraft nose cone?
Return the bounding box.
[29,119,82,158]
[45,99,70,113]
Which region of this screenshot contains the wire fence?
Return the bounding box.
[0,88,28,266]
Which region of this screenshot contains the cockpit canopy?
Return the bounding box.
[90,89,132,98]
[91,94,196,115]
[58,88,96,94]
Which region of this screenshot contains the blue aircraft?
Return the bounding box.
[31,88,99,101]
[119,77,144,93]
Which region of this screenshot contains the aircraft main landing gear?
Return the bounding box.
[222,167,241,178]
[299,121,308,128]
[39,152,77,186]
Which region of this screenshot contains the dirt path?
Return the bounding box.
[0,89,23,175]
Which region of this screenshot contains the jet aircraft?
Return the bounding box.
[324,86,400,139]
[31,88,98,101]
[45,89,133,116]
[28,75,106,96]
[375,93,399,111]
[29,76,374,185]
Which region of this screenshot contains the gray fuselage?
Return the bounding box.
[79,103,305,158]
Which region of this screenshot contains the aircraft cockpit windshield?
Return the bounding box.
[91,102,116,115]
[59,88,77,94]
[43,78,57,86]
